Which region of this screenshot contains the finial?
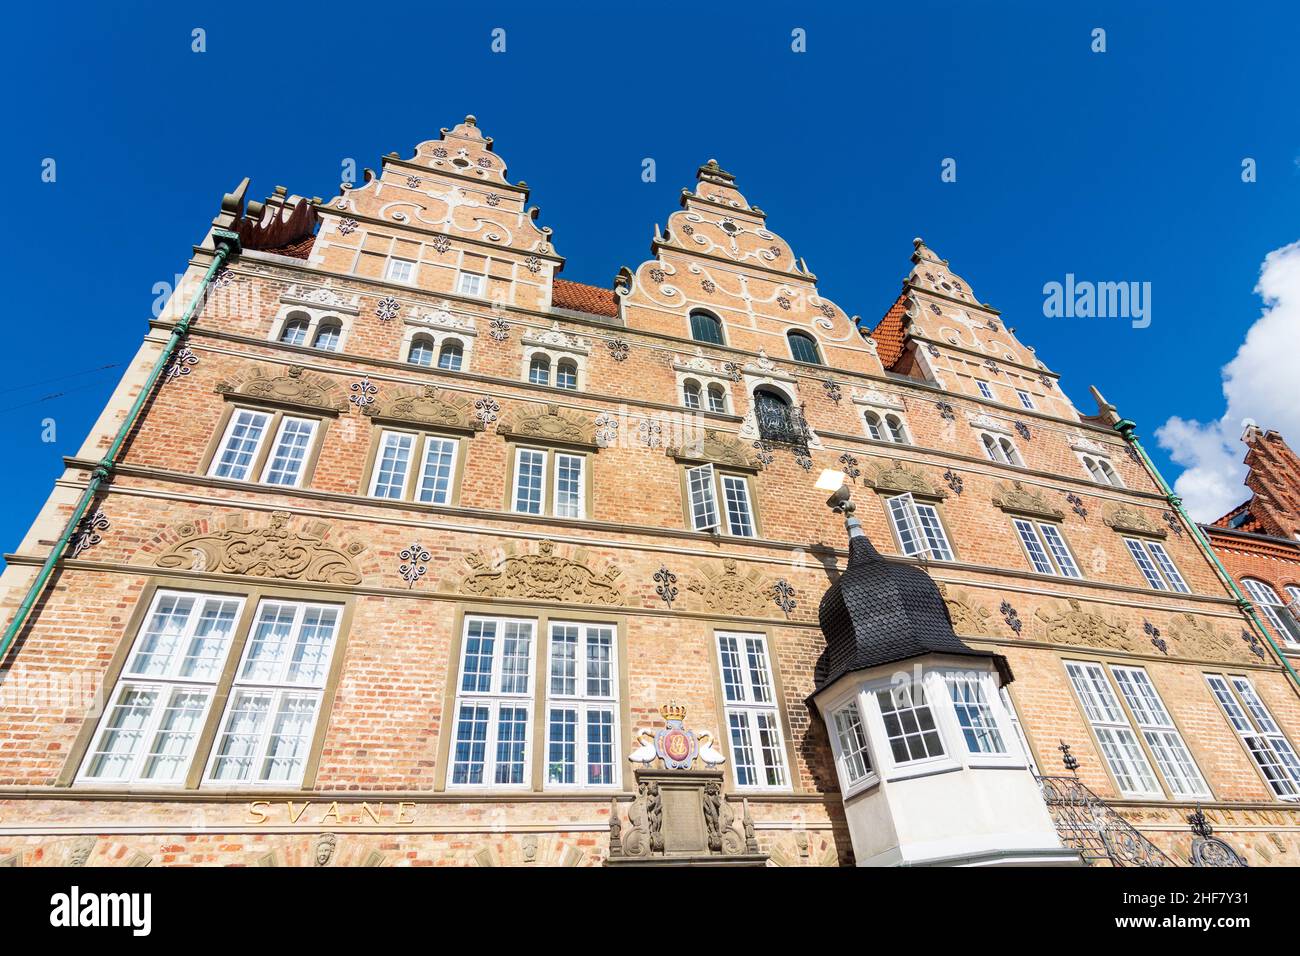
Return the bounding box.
[913,236,924,247]
[464,114,477,126]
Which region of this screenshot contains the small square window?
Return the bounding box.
[1016,389,1034,410]
[386,259,415,284]
[457,272,485,297]
[976,380,994,400]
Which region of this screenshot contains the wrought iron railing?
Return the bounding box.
[1035,773,1174,867]
[754,399,813,449]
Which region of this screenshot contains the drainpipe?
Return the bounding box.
[1105,406,1300,691]
[0,229,240,670]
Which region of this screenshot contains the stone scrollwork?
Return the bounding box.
[686,559,774,617]
[362,384,483,432]
[451,539,625,606]
[1103,504,1167,538]
[666,429,762,471]
[937,583,991,635]
[1034,599,1130,651]
[1168,613,1243,661]
[865,461,944,499]
[215,364,345,412]
[155,511,365,585]
[498,403,597,448]
[992,480,1064,521]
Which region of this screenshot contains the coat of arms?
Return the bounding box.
[629,703,726,771]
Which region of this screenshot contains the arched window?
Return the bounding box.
[982,433,1022,466]
[884,413,908,444]
[866,411,908,444]
[865,411,886,441]
[280,317,309,346]
[787,330,822,365]
[556,359,578,390]
[690,310,724,345]
[529,354,551,386]
[998,436,1023,467]
[437,339,463,371]
[706,384,727,414]
[408,335,435,367]
[313,322,342,351]
[683,380,702,410]
[1243,579,1300,646]
[754,388,797,443]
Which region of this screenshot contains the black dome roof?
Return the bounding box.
[813,528,1012,694]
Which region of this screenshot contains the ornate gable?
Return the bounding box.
[449,539,624,606]
[155,511,365,585]
[498,403,597,448]
[215,364,345,414]
[361,385,482,433]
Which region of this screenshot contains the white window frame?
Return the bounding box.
[552,452,585,519]
[716,632,789,791]
[1243,579,1300,647]
[864,409,909,444]
[1206,673,1300,800]
[209,408,319,487]
[976,379,994,400]
[1124,538,1190,593]
[980,432,1024,467]
[943,672,1016,765]
[544,622,620,791]
[273,308,349,353]
[825,694,878,796]
[456,271,485,297]
[448,615,537,790]
[368,429,459,505]
[1110,666,1210,799]
[685,463,756,537]
[511,447,587,519]
[884,493,953,561]
[77,590,246,786]
[1064,660,1163,799]
[1079,453,1124,487]
[385,258,416,285]
[203,599,342,788]
[1015,388,1035,410]
[1012,518,1082,578]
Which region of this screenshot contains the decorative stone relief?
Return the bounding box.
[1168,613,1243,661]
[66,836,96,867]
[1103,505,1166,538]
[473,396,500,427]
[666,429,760,470]
[521,321,590,353]
[938,583,991,635]
[216,364,345,412]
[498,404,597,447]
[852,387,905,411]
[374,296,401,321]
[362,384,482,432]
[314,833,337,866]
[866,462,944,498]
[1033,599,1129,651]
[623,781,664,857]
[686,559,773,617]
[967,412,1012,435]
[155,511,365,585]
[452,539,625,606]
[607,339,629,362]
[992,480,1064,520]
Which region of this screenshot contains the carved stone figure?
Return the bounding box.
[1168,613,1240,661]
[455,539,625,605]
[1034,598,1130,651]
[314,832,337,866]
[623,780,663,857]
[687,559,772,616]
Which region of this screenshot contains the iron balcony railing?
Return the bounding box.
[1035,773,1174,867]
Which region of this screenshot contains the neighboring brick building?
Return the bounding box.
[1206,426,1300,656]
[1,116,1298,866]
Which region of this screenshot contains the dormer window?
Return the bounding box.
[689,310,725,345]
[787,330,822,365]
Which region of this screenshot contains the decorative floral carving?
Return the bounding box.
[215,365,343,412]
[983,359,1001,375]
[337,218,359,236]
[399,542,431,588]
[1145,621,1168,655]
[406,175,422,189]
[156,512,364,585]
[650,269,666,284]
[165,346,199,382]
[488,318,510,342]
[375,296,401,321]
[793,448,813,471]
[524,256,542,274]
[1163,511,1183,537]
[1066,493,1088,519]
[1000,601,1023,634]
[1167,613,1240,661]
[1034,599,1129,651]
[777,296,790,310]
[722,362,742,383]
[822,379,842,404]
[752,440,773,467]
[499,404,596,447]
[431,235,452,254]
[701,279,716,293]
[473,396,500,427]
[667,429,760,470]
[454,540,624,606]
[349,377,378,410]
[927,344,940,358]
[938,584,991,635]
[485,193,501,206]
[363,385,481,432]
[993,480,1063,520]
[638,419,662,449]
[654,566,678,608]
[1124,445,1142,465]
[1103,505,1166,538]
[1040,375,1054,390]
[867,462,943,498]
[71,509,109,559]
[687,559,771,617]
[772,579,797,616]
[607,339,629,362]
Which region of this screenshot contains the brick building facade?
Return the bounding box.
[1,116,1298,866]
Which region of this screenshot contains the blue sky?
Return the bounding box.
[2,0,1297,557]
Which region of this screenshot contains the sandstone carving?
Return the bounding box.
[454,539,625,605]
[362,384,482,432]
[498,403,597,447]
[156,511,365,585]
[866,461,943,498]
[686,559,772,617]
[938,583,992,635]
[1034,599,1131,651]
[993,480,1064,520]
[1104,504,1166,538]
[667,429,761,470]
[1168,613,1240,661]
[215,364,345,412]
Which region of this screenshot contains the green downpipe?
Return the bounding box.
[0,230,240,670]
[1113,416,1300,691]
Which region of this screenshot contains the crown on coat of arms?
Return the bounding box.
[661,702,687,723]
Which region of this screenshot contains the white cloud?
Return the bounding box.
[1155,239,1300,521]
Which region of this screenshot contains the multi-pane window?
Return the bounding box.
[689,310,724,345]
[684,463,755,537]
[312,323,342,351]
[1013,518,1081,578]
[945,676,1008,755]
[450,616,536,787]
[386,258,415,284]
[512,448,586,518]
[408,335,435,366]
[1015,388,1035,410]
[1125,538,1190,593]
[438,339,464,371]
[456,272,484,297]
[683,379,727,412]
[885,493,953,560]
[717,632,788,789]
[683,380,702,409]
[1064,661,1162,798]
[1206,674,1300,799]
[555,359,578,390]
[528,354,550,386]
[787,330,822,365]
[831,702,873,786]
[1081,454,1123,487]
[210,409,319,487]
[875,683,945,764]
[976,379,994,400]
[1110,667,1209,798]
[1242,579,1300,646]
[279,318,309,346]
[368,430,458,505]
[206,601,341,785]
[546,623,618,789]
[706,384,727,413]
[80,591,244,784]
[981,432,1023,467]
[865,410,908,443]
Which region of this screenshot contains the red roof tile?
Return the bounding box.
[869,293,909,369]
[552,278,618,318]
